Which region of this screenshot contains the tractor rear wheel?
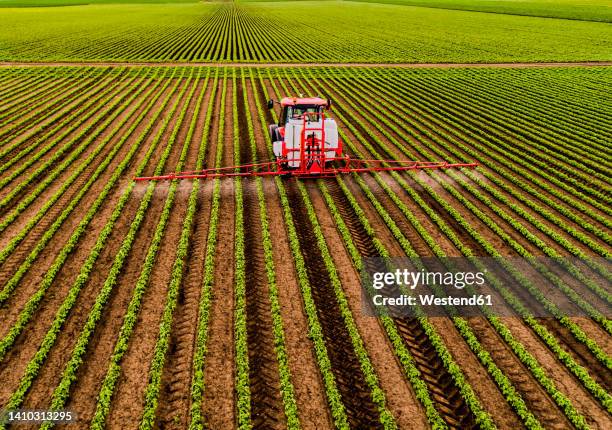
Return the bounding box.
[269,124,281,142]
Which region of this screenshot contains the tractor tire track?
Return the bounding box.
[322,178,479,430]
[250,77,333,430]
[242,177,286,429]
[285,178,383,430]
[238,77,286,430]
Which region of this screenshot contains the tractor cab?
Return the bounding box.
[277,97,329,126]
[268,97,342,174]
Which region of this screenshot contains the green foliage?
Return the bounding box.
[0,2,610,62]
[0,0,198,6]
[345,0,612,23]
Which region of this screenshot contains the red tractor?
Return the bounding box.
[135,96,476,181]
[268,97,342,175]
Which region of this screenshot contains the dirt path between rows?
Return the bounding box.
[1,61,611,68]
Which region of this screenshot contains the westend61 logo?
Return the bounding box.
[361,257,610,318]
[371,269,486,290]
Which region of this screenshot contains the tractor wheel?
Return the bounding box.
[269,124,280,142]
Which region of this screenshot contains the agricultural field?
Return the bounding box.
[345,0,612,22]
[0,2,611,63]
[0,64,609,430]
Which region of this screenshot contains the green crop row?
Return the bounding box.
[91,69,209,430]
[0,71,61,121]
[0,71,146,271]
[0,70,125,194]
[379,70,612,220]
[0,70,165,363]
[3,2,611,63]
[320,68,612,312]
[328,66,605,357]
[328,67,612,256]
[0,71,128,193]
[410,77,610,198]
[342,71,612,321]
[0,71,155,304]
[0,70,98,141]
[231,73,252,429]
[350,68,612,234]
[416,75,611,184]
[337,129,593,428]
[370,73,612,259]
[338,99,610,413]
[282,70,495,429]
[290,69,603,422]
[436,74,612,167]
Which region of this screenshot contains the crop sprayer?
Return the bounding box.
[134,97,477,182]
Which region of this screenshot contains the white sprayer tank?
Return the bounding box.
[273,117,339,168]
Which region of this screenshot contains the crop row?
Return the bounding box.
[40,69,198,430]
[0,66,608,429]
[319,67,611,285]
